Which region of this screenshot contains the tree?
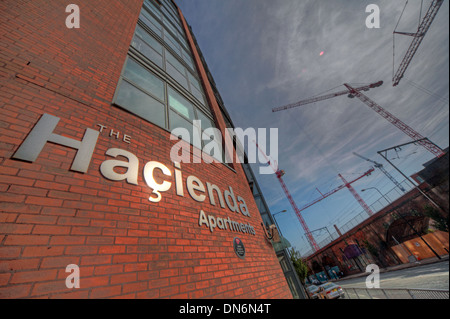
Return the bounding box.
[423,205,449,233]
[289,248,309,284]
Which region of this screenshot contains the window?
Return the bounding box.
[113,0,228,164]
[115,80,166,129]
[139,7,163,37]
[123,58,165,101]
[132,25,163,68]
[165,51,190,90]
[132,11,208,108]
[168,87,195,120]
[115,58,166,128]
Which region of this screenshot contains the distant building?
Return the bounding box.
[305,151,449,282]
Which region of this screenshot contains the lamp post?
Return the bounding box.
[362,187,390,205]
[273,210,287,237]
[378,141,444,212]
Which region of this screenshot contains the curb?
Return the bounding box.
[333,255,449,282]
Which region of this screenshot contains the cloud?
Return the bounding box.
[177,0,449,253]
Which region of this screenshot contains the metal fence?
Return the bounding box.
[343,287,449,299]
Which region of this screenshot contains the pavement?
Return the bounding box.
[332,254,449,283]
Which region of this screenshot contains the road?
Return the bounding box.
[337,261,449,290]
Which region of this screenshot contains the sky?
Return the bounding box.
[177,0,449,256]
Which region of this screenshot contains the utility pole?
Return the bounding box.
[377,139,445,212]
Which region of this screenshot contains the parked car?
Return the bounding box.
[306,285,319,299]
[317,282,345,299]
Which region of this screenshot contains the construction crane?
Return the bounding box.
[254,141,320,252]
[338,173,374,217]
[299,169,375,217]
[272,81,445,158]
[255,142,374,252]
[353,152,406,193]
[393,0,445,87]
[272,81,383,113]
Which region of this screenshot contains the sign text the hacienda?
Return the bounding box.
[12,113,256,237]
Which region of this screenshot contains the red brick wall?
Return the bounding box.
[0,1,292,299]
[306,186,448,276]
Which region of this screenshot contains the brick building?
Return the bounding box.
[305,152,449,282]
[0,0,294,299]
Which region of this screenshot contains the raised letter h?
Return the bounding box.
[13,113,99,173]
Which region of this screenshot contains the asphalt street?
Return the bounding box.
[337,260,449,290]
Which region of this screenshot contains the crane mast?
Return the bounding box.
[254,142,320,251]
[353,152,406,193]
[272,81,444,158]
[393,0,445,87]
[339,174,374,217]
[296,168,375,214]
[275,170,320,252]
[275,167,374,251]
[255,142,374,252]
[344,84,445,158]
[272,82,383,113]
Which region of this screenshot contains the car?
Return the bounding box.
[317,282,345,299]
[306,285,319,299]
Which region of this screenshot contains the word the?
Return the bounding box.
[366,4,380,29]
[97,124,131,144]
[365,264,380,289]
[65,4,80,29]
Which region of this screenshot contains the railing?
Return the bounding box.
[343,287,449,299]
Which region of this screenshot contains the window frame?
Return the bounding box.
[112,0,235,169]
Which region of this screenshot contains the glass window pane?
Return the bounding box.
[196,110,214,129]
[168,87,195,120]
[135,25,163,54]
[166,62,189,90]
[169,110,195,144]
[123,58,165,101]
[188,72,201,90]
[166,51,185,74]
[140,10,162,36]
[163,17,178,38]
[163,29,181,55]
[178,35,189,49]
[182,53,195,71]
[190,86,205,106]
[131,35,163,68]
[115,80,166,129]
[144,0,162,19]
[202,129,223,162]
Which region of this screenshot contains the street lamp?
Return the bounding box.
[361,187,390,205]
[272,210,287,237]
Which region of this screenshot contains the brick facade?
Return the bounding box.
[306,182,449,278]
[0,0,292,299]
